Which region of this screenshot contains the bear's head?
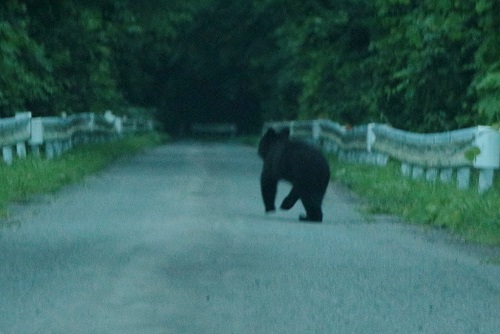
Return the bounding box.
[258,127,290,159]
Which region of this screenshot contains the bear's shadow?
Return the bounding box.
[243,212,326,225]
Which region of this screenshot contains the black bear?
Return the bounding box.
[258,127,330,222]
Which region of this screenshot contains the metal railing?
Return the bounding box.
[1,111,152,164]
[264,120,500,193]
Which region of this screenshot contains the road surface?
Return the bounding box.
[0,142,499,333]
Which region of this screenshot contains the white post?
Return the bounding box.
[89,112,95,132]
[312,120,321,143]
[115,117,123,136]
[412,166,424,179]
[478,169,494,194]
[15,111,31,159]
[29,117,44,158]
[45,142,55,159]
[440,168,453,183]
[376,153,389,166]
[401,163,412,177]
[457,167,470,190]
[367,123,376,153]
[473,126,500,193]
[289,121,295,137]
[16,142,27,158]
[2,146,13,165]
[54,141,63,157]
[426,168,438,182]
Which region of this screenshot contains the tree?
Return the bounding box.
[471,0,500,125]
[25,0,126,115]
[0,1,55,116]
[369,0,482,131]
[1,0,497,132]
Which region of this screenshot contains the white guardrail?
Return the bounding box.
[0,111,153,165]
[264,120,500,193]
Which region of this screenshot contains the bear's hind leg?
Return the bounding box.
[299,211,323,223]
[300,195,323,222]
[280,186,300,210]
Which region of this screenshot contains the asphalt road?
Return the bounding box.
[0,142,499,334]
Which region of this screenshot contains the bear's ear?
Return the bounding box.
[278,128,290,139]
[264,128,277,138]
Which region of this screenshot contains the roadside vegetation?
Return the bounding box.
[330,157,500,247]
[0,134,164,218]
[1,1,499,134]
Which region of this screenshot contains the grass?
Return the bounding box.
[330,157,500,246]
[0,133,165,217]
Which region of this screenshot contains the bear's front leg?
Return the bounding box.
[261,174,277,212]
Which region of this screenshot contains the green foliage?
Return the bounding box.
[0,2,55,116]
[332,159,500,246]
[369,0,480,131]
[1,0,197,118]
[464,146,481,162]
[250,0,499,131]
[471,0,500,124]
[1,0,499,132]
[25,0,132,114]
[250,0,373,124]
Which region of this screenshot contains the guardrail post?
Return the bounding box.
[478,169,494,194]
[365,124,388,166]
[426,168,438,182]
[45,141,55,159]
[89,113,95,143]
[2,146,13,165]
[367,123,375,153]
[29,117,43,157]
[412,166,424,179]
[115,117,123,137]
[401,163,412,177]
[16,140,27,159]
[312,120,321,143]
[54,141,63,157]
[15,112,31,159]
[473,126,500,193]
[289,121,295,137]
[440,168,453,183]
[376,153,389,166]
[457,167,470,190]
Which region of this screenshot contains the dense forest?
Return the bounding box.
[1,0,499,134]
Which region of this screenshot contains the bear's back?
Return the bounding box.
[279,139,330,184]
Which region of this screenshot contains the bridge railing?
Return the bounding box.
[264,120,500,193]
[1,111,151,165]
